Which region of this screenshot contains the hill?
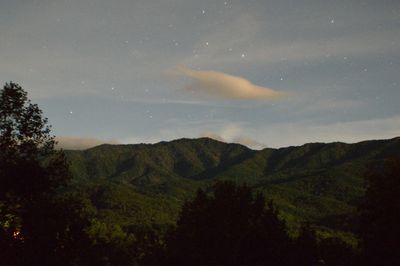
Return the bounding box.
[65,137,400,242]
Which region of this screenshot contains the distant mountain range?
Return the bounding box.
[65,136,400,243]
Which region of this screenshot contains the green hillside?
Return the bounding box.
[65,137,400,241]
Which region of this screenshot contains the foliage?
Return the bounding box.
[64,136,400,241]
[318,237,357,266]
[59,133,400,265]
[0,82,67,203]
[292,223,319,265]
[164,181,293,266]
[0,82,89,265]
[359,157,400,266]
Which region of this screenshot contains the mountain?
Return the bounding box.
[65,137,400,242]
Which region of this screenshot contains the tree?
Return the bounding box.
[0,82,64,198]
[165,181,293,266]
[0,82,89,265]
[318,237,356,266]
[292,222,318,266]
[359,157,400,266]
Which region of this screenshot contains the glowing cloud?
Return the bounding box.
[56,136,119,150]
[176,67,286,100]
[201,127,266,149]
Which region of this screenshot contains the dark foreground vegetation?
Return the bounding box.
[1,82,400,265]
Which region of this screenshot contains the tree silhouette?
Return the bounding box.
[0,82,90,265]
[359,157,400,266]
[165,181,293,266]
[318,237,356,266]
[292,222,319,266]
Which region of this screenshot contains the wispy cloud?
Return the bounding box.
[175,67,287,100]
[232,136,267,149]
[120,123,267,149]
[56,136,119,150]
[247,115,400,148]
[119,114,400,150]
[201,131,266,149]
[181,18,400,69]
[201,123,266,149]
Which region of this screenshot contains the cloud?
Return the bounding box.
[176,67,286,100]
[231,136,267,149]
[118,114,400,150]
[200,132,225,142]
[120,123,267,150]
[201,132,266,149]
[241,115,400,148]
[180,15,400,69]
[56,136,119,150]
[201,124,267,149]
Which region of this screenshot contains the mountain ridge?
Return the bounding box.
[64,136,400,243]
[74,136,400,152]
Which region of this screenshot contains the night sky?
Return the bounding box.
[1,0,399,149]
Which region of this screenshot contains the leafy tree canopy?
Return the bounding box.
[165,181,293,266]
[0,82,88,265]
[360,157,400,266]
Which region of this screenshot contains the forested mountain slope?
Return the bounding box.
[65,137,400,240]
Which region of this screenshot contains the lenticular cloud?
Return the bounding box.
[177,67,286,100]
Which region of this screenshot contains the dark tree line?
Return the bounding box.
[165,182,291,265]
[359,157,400,266]
[156,181,356,266]
[0,82,399,265]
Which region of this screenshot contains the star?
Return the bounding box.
[241,53,246,58]
[202,10,206,14]
[145,110,153,119]
[224,1,231,8]
[330,18,335,24]
[69,111,73,115]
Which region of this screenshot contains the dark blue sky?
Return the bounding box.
[1,0,399,149]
